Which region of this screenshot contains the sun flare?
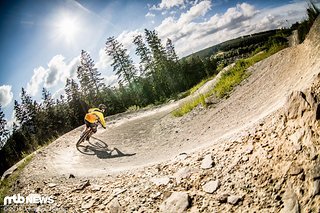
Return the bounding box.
[55,14,79,44]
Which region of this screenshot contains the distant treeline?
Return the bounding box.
[189,30,279,59]
[0,4,319,176]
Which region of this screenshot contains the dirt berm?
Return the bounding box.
[7,17,320,212]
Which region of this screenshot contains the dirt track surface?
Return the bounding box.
[20,21,320,180]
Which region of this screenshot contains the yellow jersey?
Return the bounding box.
[84,108,106,128]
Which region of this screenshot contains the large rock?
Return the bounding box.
[227,195,242,205]
[150,176,170,186]
[288,129,305,144]
[280,188,300,213]
[160,192,189,213]
[107,198,122,213]
[245,144,254,154]
[312,180,320,197]
[202,180,220,194]
[286,91,311,120]
[81,200,95,209]
[201,154,214,169]
[312,160,320,180]
[174,167,193,184]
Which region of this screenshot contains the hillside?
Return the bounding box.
[2,16,320,212]
[186,29,279,58]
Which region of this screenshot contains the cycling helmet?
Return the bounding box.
[99,104,106,110]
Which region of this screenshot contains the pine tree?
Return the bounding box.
[65,78,80,103]
[38,88,55,137]
[65,78,85,126]
[166,38,179,62]
[0,105,9,147]
[133,34,153,77]
[14,88,37,132]
[77,50,105,102]
[41,88,54,110]
[105,36,137,85]
[144,29,168,69]
[145,29,174,97]
[165,38,184,92]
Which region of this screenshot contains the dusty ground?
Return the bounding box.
[5,17,320,212]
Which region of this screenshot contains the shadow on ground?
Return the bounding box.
[76,136,136,159]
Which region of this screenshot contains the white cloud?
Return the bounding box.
[45,55,65,88]
[0,85,13,107]
[60,55,80,82]
[102,75,118,87]
[26,55,80,96]
[156,0,211,39]
[26,67,47,96]
[179,0,211,24]
[117,30,141,50]
[96,48,113,72]
[151,0,185,10]
[6,110,17,131]
[155,1,307,57]
[145,12,155,18]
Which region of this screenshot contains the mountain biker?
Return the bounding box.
[81,104,107,141]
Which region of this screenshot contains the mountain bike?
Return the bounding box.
[76,128,92,146]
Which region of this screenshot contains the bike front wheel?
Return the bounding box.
[76,129,91,146]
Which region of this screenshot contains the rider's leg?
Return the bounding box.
[86,131,93,141]
[86,124,97,141]
[82,120,90,137]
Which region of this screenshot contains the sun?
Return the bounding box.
[58,18,76,38]
[55,14,79,44]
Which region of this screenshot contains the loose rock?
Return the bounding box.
[159,192,189,213]
[289,165,303,176]
[174,167,192,184]
[150,176,170,186]
[107,198,122,213]
[281,188,300,213]
[201,154,214,169]
[47,183,57,188]
[245,145,254,154]
[81,200,95,209]
[217,194,229,203]
[202,180,220,194]
[227,195,241,205]
[312,179,320,197]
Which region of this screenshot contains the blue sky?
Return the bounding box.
[0,0,316,127]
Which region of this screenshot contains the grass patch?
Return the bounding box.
[189,75,216,95]
[0,154,34,206]
[172,95,206,117]
[175,75,216,100]
[126,105,140,112]
[172,45,285,117]
[210,59,249,98]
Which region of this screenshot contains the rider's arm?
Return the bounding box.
[94,112,106,128]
